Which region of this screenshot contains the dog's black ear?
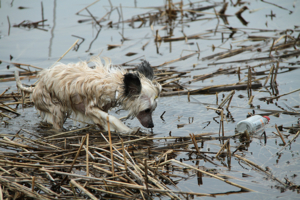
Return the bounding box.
[137,60,154,80]
[123,73,142,97]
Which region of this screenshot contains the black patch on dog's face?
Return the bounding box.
[123,73,141,97]
[137,60,154,80]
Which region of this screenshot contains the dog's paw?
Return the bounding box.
[120,127,140,135]
[130,127,140,134]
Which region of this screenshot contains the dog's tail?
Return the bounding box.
[14,71,34,93]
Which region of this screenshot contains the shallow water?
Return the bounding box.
[1,0,300,199]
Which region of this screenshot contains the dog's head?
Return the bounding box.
[122,60,161,128]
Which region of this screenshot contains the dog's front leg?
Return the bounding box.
[85,107,136,134]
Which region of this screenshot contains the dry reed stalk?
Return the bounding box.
[221,110,224,137]
[0,60,42,70]
[189,133,200,154]
[86,134,89,177]
[87,186,131,198]
[49,149,85,159]
[121,138,128,175]
[144,159,149,195]
[275,124,286,145]
[0,75,37,83]
[70,179,98,200]
[31,176,35,192]
[273,61,279,84]
[277,130,300,154]
[0,176,51,200]
[264,88,300,101]
[61,134,87,185]
[161,78,181,86]
[215,139,230,157]
[158,50,200,67]
[264,64,274,86]
[0,88,10,97]
[247,66,252,97]
[1,137,41,150]
[44,127,90,139]
[85,8,102,27]
[157,74,180,82]
[270,64,275,86]
[234,154,286,186]
[161,159,254,192]
[269,39,276,57]
[52,39,79,67]
[227,139,231,165]
[107,116,115,177]
[75,0,100,15]
[248,95,254,105]
[218,90,235,108]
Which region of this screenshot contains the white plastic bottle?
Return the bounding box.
[235,115,270,134]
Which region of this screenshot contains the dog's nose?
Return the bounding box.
[148,122,154,128]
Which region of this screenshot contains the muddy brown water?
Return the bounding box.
[0,0,300,199]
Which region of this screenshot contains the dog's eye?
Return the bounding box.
[144,109,151,113]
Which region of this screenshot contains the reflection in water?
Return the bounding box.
[48,0,57,58]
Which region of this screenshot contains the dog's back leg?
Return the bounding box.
[50,105,66,130]
[32,90,66,130]
[85,106,134,134]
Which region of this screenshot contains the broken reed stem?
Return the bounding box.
[221,110,224,137]
[144,159,149,195]
[161,77,181,86]
[277,130,300,154]
[248,95,254,105]
[162,159,254,192]
[264,64,274,86]
[70,179,98,200]
[265,87,300,101]
[206,106,225,137]
[76,0,100,15]
[107,116,115,177]
[41,2,44,27]
[270,64,276,86]
[121,138,128,175]
[0,176,51,200]
[44,127,90,139]
[215,139,229,157]
[273,61,279,84]
[213,7,220,35]
[247,66,252,97]
[219,90,235,109]
[216,92,218,105]
[86,134,89,177]
[275,124,286,145]
[269,39,275,57]
[226,91,234,110]
[189,133,200,154]
[31,176,35,192]
[227,139,231,163]
[234,154,286,186]
[52,39,79,67]
[85,8,102,27]
[61,134,87,185]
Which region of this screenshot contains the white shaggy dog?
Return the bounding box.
[15,57,161,133]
